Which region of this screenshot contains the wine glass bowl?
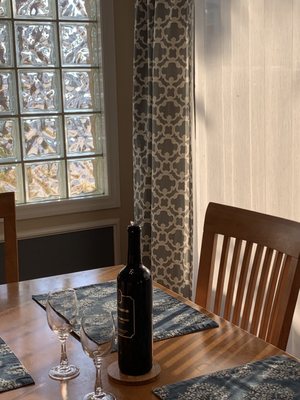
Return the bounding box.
[46,288,80,381]
[81,313,116,400]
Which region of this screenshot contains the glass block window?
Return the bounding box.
[0,0,106,204]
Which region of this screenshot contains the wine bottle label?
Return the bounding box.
[117,289,135,339]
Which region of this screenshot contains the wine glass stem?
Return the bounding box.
[94,357,103,396]
[59,338,69,369]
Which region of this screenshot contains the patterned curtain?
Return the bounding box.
[132,0,194,298]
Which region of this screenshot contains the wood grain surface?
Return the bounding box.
[0,265,287,400]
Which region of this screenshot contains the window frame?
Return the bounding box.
[6,1,120,220]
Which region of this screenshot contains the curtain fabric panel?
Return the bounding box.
[132,0,194,298]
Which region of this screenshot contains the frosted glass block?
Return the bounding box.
[21,116,63,160]
[65,114,102,156]
[0,118,21,161]
[16,23,58,67]
[0,71,17,114]
[13,0,55,18]
[0,164,24,203]
[0,22,13,66]
[67,157,103,197]
[58,0,96,20]
[0,0,11,18]
[60,23,98,66]
[25,160,65,202]
[63,70,100,112]
[19,70,61,113]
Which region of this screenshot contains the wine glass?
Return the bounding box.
[46,288,80,380]
[80,313,116,400]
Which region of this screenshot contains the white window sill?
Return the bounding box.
[16,192,120,220]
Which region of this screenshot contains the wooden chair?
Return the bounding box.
[0,192,19,283]
[195,202,300,351]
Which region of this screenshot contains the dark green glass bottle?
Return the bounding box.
[117,223,153,375]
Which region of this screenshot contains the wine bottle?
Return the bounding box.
[117,222,153,375]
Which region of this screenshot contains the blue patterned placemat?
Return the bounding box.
[32,280,218,342]
[153,355,300,399]
[0,337,34,393]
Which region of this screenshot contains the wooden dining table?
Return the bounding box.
[0,265,289,400]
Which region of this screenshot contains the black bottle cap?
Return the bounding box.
[127,221,141,234]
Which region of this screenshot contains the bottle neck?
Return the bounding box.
[127,225,142,267]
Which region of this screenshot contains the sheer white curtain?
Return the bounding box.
[194,0,300,357]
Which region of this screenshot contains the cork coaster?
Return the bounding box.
[107,361,161,385]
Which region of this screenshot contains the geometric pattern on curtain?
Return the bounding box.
[132,0,194,298]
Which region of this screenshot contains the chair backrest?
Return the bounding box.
[0,192,19,283]
[195,202,300,350]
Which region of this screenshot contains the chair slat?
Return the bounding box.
[259,251,283,340]
[195,231,217,308]
[224,238,242,320]
[266,256,296,345]
[250,248,273,336]
[241,244,264,330]
[214,235,230,314]
[232,242,253,325]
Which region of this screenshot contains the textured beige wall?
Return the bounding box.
[16,0,135,265]
[194,0,300,358]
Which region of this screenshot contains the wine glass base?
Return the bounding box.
[83,392,116,400]
[48,364,80,381]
